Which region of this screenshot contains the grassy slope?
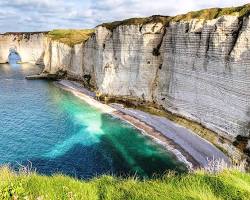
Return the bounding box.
[47,29,94,47]
[0,167,250,200]
[100,3,250,30]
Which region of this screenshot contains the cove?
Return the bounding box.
[0,63,187,179]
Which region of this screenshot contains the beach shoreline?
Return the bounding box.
[55,80,231,171]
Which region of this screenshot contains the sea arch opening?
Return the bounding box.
[8,46,21,64]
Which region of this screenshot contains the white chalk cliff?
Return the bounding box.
[0,10,249,160]
[58,15,249,139]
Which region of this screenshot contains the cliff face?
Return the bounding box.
[75,15,248,140]
[157,15,250,138]
[43,37,72,74]
[83,23,165,97]
[0,32,46,64]
[43,15,250,144]
[43,37,86,80]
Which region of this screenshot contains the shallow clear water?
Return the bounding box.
[0,63,187,179]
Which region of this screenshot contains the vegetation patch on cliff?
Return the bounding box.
[100,15,171,31]
[48,29,94,47]
[172,3,250,22]
[0,166,249,200]
[100,4,250,30]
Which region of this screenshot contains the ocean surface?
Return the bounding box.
[0,62,187,179]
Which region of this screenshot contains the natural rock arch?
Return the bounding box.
[0,33,46,64]
[8,46,21,64]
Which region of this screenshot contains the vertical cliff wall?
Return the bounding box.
[156,15,250,139]
[43,37,73,74]
[43,37,87,81]
[0,32,46,64]
[83,23,165,98]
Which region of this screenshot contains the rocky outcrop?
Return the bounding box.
[0,32,47,64]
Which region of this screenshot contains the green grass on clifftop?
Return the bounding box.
[172,3,250,22]
[101,3,250,30]
[0,167,250,200]
[100,15,172,31]
[48,29,94,47]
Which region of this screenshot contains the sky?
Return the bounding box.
[0,0,249,32]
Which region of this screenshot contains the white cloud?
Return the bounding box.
[0,0,249,32]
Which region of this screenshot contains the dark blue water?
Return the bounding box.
[0,63,187,179]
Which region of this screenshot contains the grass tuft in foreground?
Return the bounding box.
[47,29,95,47]
[0,166,250,200]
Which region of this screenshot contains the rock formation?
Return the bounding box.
[0,32,46,64]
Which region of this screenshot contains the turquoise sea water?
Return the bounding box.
[0,63,187,179]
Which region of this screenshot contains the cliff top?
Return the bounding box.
[172,3,250,22]
[47,29,95,47]
[99,15,171,30]
[100,3,250,30]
